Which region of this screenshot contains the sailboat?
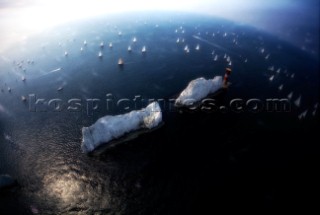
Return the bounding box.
[118,58,124,66]
[142,46,146,53]
[269,75,274,81]
[184,45,189,53]
[294,95,302,107]
[278,84,283,91]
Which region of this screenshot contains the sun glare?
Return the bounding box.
[14,0,198,31]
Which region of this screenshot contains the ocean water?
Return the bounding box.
[0,13,319,214]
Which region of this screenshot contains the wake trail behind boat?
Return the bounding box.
[192,35,239,56]
[49,68,62,73]
[35,67,63,79]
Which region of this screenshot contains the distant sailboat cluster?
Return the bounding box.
[0,21,317,123]
[265,63,318,119]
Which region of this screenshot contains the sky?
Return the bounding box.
[0,0,319,54]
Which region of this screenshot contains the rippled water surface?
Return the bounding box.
[0,13,319,214]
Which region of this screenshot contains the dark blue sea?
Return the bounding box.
[0,12,319,214]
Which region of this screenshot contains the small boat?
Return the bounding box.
[57,87,63,91]
[298,110,308,120]
[64,51,68,57]
[184,45,190,53]
[21,76,26,82]
[269,75,274,81]
[214,55,218,61]
[142,46,146,53]
[109,43,113,48]
[80,47,83,52]
[100,42,104,48]
[83,40,87,46]
[287,92,293,100]
[133,37,137,43]
[278,84,283,91]
[8,87,11,92]
[265,54,270,60]
[118,58,124,66]
[294,95,302,107]
[98,51,103,58]
[21,96,27,101]
[176,38,180,43]
[195,44,200,51]
[128,46,132,52]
